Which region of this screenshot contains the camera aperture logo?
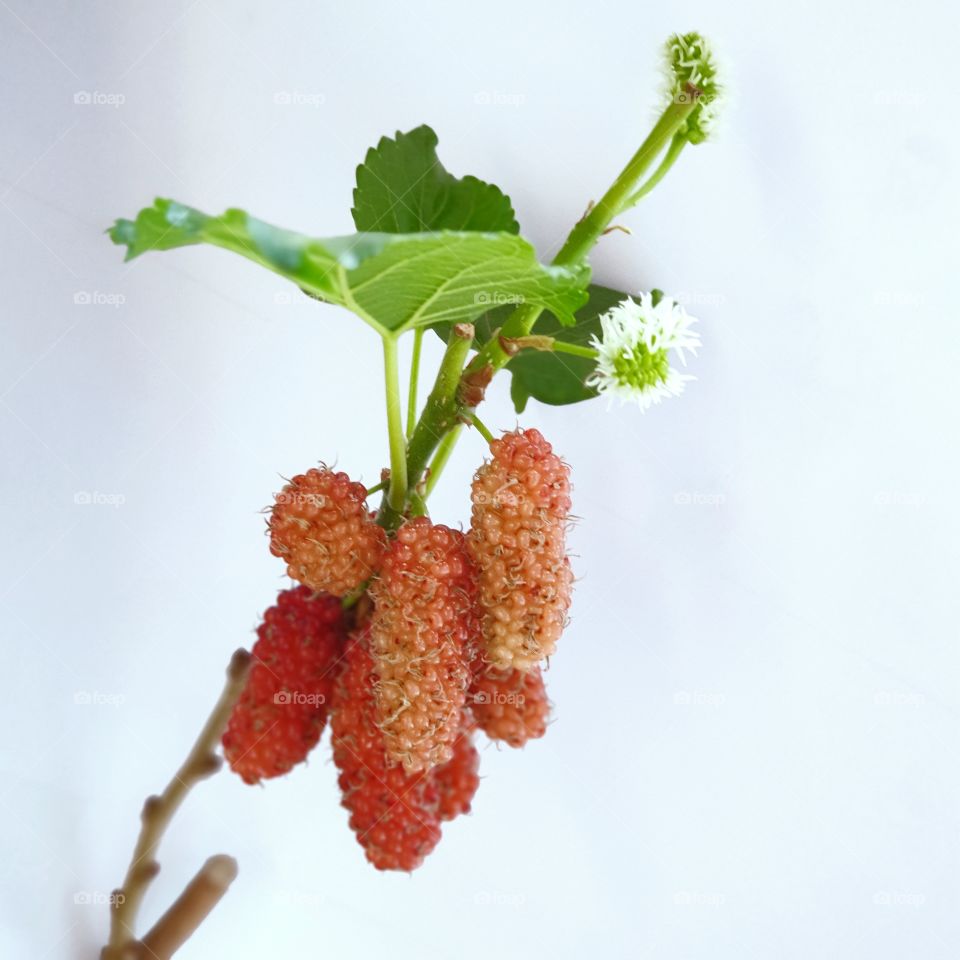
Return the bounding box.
[274,690,326,706]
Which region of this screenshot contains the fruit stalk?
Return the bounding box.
[378,322,474,529]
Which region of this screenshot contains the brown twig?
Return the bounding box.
[101,649,252,960]
[139,855,239,960]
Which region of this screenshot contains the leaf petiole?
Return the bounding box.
[406,328,424,438]
[381,335,408,516]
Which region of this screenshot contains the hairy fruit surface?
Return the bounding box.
[269,467,386,596]
[330,629,442,871]
[369,517,478,773]
[469,428,573,671]
[223,587,346,784]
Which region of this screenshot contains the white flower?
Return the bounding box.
[662,32,723,143]
[586,293,701,411]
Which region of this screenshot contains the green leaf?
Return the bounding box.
[352,125,519,234]
[108,199,588,337]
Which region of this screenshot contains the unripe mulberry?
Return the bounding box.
[469,664,550,748]
[330,630,441,871]
[431,716,480,821]
[269,467,386,596]
[369,518,477,773]
[223,587,346,784]
[469,428,573,671]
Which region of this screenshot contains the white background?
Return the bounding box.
[2,1,958,957]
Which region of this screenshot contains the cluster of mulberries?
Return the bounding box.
[224,428,571,870]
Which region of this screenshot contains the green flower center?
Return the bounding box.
[613,343,670,391]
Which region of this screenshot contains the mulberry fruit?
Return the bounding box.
[369,517,477,773]
[469,428,573,671]
[223,587,346,784]
[469,664,550,747]
[330,629,442,871]
[269,467,386,596]
[431,716,480,821]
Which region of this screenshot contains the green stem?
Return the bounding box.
[406,327,424,437]
[394,88,700,514]
[622,132,687,207]
[379,323,474,530]
[551,340,599,360]
[467,412,495,445]
[464,91,699,382]
[424,425,463,499]
[553,94,696,264]
[381,335,407,517]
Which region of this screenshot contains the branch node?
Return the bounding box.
[458,364,494,408]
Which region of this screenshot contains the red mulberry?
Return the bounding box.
[469,664,550,748]
[269,467,386,596]
[223,587,346,784]
[330,629,442,871]
[469,428,573,671]
[431,716,480,821]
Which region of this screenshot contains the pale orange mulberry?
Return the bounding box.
[269,467,386,596]
[369,517,477,774]
[469,428,573,671]
[469,664,550,748]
